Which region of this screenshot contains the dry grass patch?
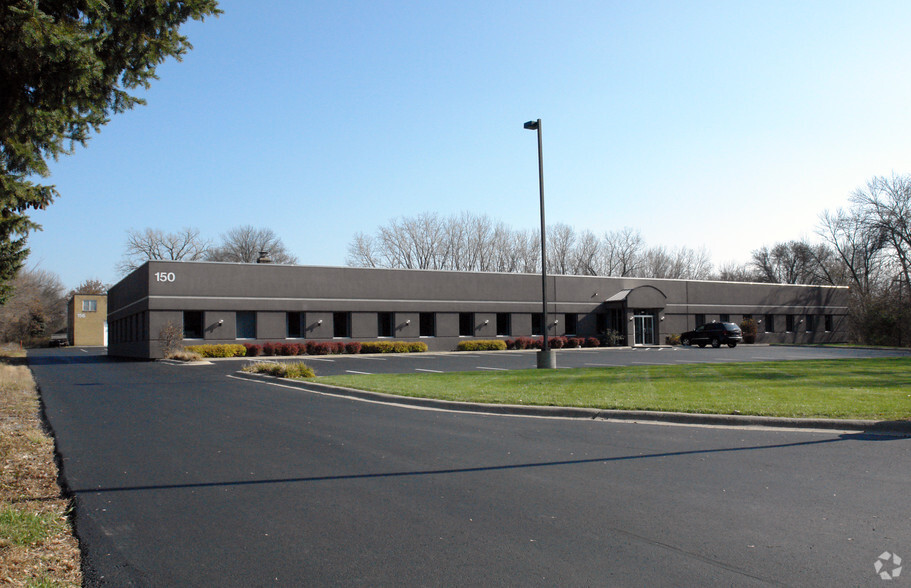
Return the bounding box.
[0,347,81,587]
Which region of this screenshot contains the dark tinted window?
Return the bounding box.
[236,311,256,339]
[531,313,543,336]
[378,312,393,337]
[459,312,474,336]
[183,311,203,339]
[420,313,435,337]
[287,312,303,338]
[333,312,350,338]
[564,313,577,335]
[496,313,511,336]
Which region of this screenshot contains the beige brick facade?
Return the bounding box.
[67,295,108,346]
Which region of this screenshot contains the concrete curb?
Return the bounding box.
[232,371,911,436]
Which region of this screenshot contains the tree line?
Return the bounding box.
[117,225,298,275]
[347,214,716,280]
[347,173,911,346]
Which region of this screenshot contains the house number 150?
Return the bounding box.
[155,272,176,282]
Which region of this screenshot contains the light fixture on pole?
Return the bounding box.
[524,118,555,369]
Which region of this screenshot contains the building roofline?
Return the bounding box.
[137,259,850,290]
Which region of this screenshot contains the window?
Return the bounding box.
[564,313,577,335]
[596,313,608,333]
[531,313,543,336]
[695,314,706,328]
[786,315,795,332]
[825,314,833,332]
[743,314,752,321]
[496,313,511,337]
[764,315,775,333]
[459,312,474,337]
[378,312,394,337]
[806,314,815,333]
[287,312,304,338]
[419,313,435,337]
[82,299,97,312]
[236,311,256,339]
[720,314,730,323]
[333,312,350,338]
[183,311,204,339]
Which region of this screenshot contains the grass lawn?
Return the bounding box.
[318,357,911,420]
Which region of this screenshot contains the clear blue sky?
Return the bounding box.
[28,0,911,289]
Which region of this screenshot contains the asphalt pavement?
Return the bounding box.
[29,347,911,586]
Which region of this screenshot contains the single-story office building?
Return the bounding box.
[107,261,850,359]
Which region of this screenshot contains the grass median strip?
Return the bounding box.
[1,347,81,586]
[318,357,911,420]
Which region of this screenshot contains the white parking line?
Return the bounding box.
[345,370,373,375]
[304,358,335,362]
[477,366,507,371]
[359,357,387,361]
[415,368,444,373]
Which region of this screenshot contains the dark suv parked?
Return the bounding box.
[680,322,743,348]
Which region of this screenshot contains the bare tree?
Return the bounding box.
[850,173,911,291]
[66,278,108,299]
[346,232,380,267]
[715,261,757,282]
[547,223,576,275]
[0,268,66,342]
[601,227,644,277]
[118,227,210,275]
[751,240,827,284]
[207,226,298,264]
[572,230,601,276]
[637,245,713,280]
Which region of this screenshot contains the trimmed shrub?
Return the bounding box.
[583,337,600,348]
[456,340,507,351]
[184,343,247,358]
[261,341,278,356]
[345,341,362,354]
[241,361,316,379]
[305,341,319,355]
[360,341,394,354]
[243,343,262,357]
[166,350,203,361]
[567,337,584,348]
[549,336,567,349]
[358,341,426,354]
[513,337,535,350]
[279,343,300,356]
[666,334,681,346]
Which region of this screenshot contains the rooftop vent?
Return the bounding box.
[256,251,272,264]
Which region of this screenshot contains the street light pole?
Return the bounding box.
[524,118,555,369]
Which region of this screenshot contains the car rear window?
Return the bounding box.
[723,323,740,331]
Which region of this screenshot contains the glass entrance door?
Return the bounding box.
[633,314,655,345]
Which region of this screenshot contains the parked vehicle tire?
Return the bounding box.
[681,337,691,346]
[711,337,721,348]
[727,342,737,348]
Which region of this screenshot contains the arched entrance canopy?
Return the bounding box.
[603,285,667,309]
